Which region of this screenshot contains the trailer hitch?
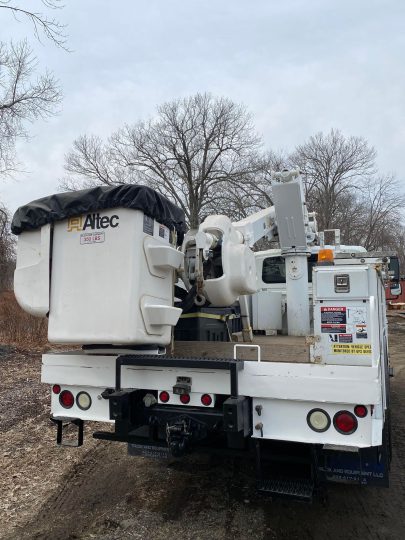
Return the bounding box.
[165,417,207,457]
[50,415,84,447]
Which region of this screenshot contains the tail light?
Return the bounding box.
[159,391,170,403]
[59,390,74,409]
[52,384,61,394]
[307,408,331,432]
[180,394,190,404]
[201,394,212,407]
[333,411,358,434]
[354,405,368,418]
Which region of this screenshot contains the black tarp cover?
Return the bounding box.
[11,184,186,237]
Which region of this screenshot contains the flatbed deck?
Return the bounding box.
[170,335,310,363]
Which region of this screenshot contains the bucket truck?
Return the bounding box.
[12,172,394,501]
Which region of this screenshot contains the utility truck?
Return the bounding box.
[12,171,394,501]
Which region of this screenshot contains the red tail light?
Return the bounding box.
[59,390,74,409]
[201,394,212,406]
[333,411,358,434]
[180,394,190,404]
[52,384,61,394]
[159,391,170,403]
[354,405,368,418]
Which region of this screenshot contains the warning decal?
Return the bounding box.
[347,307,367,325]
[322,324,346,333]
[338,334,353,343]
[332,343,372,355]
[143,215,154,236]
[321,307,346,324]
[356,324,368,339]
[321,307,346,333]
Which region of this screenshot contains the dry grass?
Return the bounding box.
[0,291,48,346]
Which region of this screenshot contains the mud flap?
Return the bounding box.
[317,423,390,488]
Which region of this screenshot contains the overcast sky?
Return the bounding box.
[1,0,405,214]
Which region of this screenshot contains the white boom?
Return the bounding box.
[183,169,317,336]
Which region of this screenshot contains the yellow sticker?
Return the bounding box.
[332,343,372,355]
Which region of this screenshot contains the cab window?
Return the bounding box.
[262,257,286,283]
[262,254,317,284]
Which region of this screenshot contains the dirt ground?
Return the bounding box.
[1,322,405,540]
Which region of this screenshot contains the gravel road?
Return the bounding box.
[1,322,405,540]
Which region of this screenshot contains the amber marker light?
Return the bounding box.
[317,248,334,263]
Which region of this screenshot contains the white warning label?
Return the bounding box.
[347,307,367,325]
[80,232,105,244]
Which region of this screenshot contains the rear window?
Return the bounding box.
[262,255,317,284]
[262,257,286,283]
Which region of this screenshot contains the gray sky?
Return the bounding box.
[1,0,405,214]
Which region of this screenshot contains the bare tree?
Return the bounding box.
[356,175,405,252]
[0,2,65,290]
[203,150,288,221]
[0,41,61,175]
[290,129,376,231]
[329,191,366,246]
[64,93,264,227]
[0,1,65,177]
[0,0,67,49]
[63,134,127,188]
[0,203,14,292]
[64,113,405,267]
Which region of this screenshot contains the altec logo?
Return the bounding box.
[67,213,119,232]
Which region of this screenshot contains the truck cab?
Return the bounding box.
[252,244,367,334]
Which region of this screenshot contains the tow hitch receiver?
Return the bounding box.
[166,416,208,457]
[50,415,84,447]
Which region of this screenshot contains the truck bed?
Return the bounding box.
[170,335,310,363]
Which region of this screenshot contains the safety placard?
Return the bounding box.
[332,343,372,355]
[321,307,346,333]
[356,324,368,339]
[347,307,366,325]
[338,334,353,343]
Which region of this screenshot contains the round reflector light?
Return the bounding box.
[159,391,170,403]
[201,394,212,406]
[52,384,61,394]
[76,391,92,411]
[354,405,368,418]
[59,390,74,409]
[307,409,331,432]
[180,393,190,404]
[333,411,358,434]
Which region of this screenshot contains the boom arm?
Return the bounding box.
[182,170,317,336]
[233,206,277,247]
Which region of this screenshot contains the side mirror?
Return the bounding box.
[390,283,402,297]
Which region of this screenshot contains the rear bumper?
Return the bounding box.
[43,352,384,448]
